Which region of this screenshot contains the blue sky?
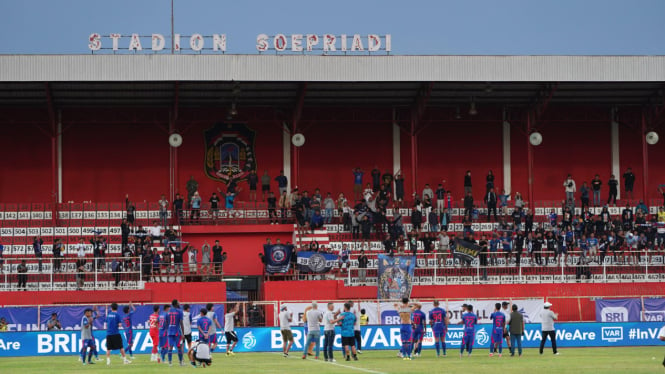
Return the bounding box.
[1,0,664,55]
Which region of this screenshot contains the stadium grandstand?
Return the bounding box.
[1,53,665,335]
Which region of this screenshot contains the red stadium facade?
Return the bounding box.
[1,55,665,322]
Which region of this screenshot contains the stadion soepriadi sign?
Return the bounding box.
[88,33,391,53]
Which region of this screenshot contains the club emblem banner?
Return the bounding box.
[204,122,257,184]
[263,244,293,274]
[296,251,338,273]
[377,255,416,300]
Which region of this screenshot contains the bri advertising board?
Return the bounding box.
[1,322,663,357]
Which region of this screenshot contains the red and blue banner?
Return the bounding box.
[377,255,416,300]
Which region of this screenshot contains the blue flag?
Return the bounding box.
[264,244,293,274]
[296,251,338,273]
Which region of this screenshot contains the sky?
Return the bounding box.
[1,0,664,55]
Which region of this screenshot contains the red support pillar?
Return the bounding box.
[410,119,418,196]
[527,113,535,206]
[641,110,649,203]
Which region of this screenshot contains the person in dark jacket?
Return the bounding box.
[33,236,43,273]
[607,175,618,206]
[484,188,498,222]
[463,192,474,220]
[622,168,635,200]
[464,170,472,195]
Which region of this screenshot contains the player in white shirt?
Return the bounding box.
[182,304,193,351]
[500,301,512,351]
[278,306,294,357]
[224,304,239,355]
[205,303,222,351]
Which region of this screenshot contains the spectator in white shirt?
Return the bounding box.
[563,174,576,203]
[150,221,162,240]
[76,238,86,258]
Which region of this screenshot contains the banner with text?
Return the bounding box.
[377,255,416,300]
[1,322,663,356]
[595,298,643,322]
[453,239,481,262]
[296,251,338,273]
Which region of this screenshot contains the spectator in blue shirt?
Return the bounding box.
[275,170,288,196]
[353,167,364,201]
[311,210,324,230]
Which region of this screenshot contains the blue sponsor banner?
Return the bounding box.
[2,322,663,357]
[264,244,293,274]
[377,255,416,300]
[596,298,642,322]
[643,298,665,322]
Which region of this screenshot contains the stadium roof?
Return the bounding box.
[0,55,664,107]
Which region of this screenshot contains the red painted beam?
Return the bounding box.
[180,224,294,235]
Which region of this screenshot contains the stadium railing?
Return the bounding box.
[0,257,142,291]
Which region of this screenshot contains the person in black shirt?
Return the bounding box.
[591,175,602,207]
[248,170,259,202]
[173,193,184,225]
[524,209,534,234]
[371,166,381,191]
[478,235,488,281]
[360,215,372,248]
[463,192,474,220]
[394,171,405,208]
[484,188,498,222]
[53,238,63,273]
[486,170,495,193]
[209,192,220,220]
[212,240,223,274]
[383,233,395,256]
[126,201,136,226]
[531,233,544,266]
[267,192,277,224]
[17,260,28,291]
[121,218,130,248]
[622,168,635,200]
[357,250,369,285]
[33,236,43,273]
[621,204,634,230]
[464,170,473,196]
[514,231,525,266]
[607,175,618,206]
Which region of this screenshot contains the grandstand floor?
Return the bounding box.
[1,348,662,374]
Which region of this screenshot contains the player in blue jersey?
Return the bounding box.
[122,302,136,359]
[411,303,426,357]
[196,308,212,345]
[489,303,506,357]
[394,297,414,360]
[105,302,131,365]
[159,304,171,363]
[80,307,99,365]
[333,302,358,361]
[429,300,448,357]
[166,299,185,366]
[459,304,478,357]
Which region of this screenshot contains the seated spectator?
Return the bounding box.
[310,210,324,230]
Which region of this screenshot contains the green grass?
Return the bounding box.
[0,348,663,374]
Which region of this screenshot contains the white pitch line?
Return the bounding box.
[272,352,388,374]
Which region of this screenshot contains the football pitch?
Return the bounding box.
[0,347,663,374]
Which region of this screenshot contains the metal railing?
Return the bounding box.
[0,257,143,291]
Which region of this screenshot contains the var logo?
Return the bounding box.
[600,307,629,322]
[601,327,623,342]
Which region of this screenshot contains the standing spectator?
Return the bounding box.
[52,238,63,273]
[323,193,335,224]
[508,304,524,357]
[539,302,559,355]
[173,245,185,274]
[580,182,590,211]
[353,167,364,201]
[591,175,602,207]
[212,240,223,274]
[75,258,86,290]
[76,237,87,258]
[33,236,43,273]
[428,209,439,233]
[484,188,498,221]
[111,258,121,288]
[278,191,289,224]
[607,174,618,206]
[201,241,211,275]
[371,166,381,191]
[126,200,136,226]
[357,250,368,286]
[248,169,259,202]
[173,193,184,225]
[267,191,278,224]
[463,192,474,219]
[486,170,495,193]
[186,176,199,207]
[190,192,202,223]
[623,167,635,200]
[422,184,434,201]
[464,170,472,196]
[435,183,446,212]
[188,246,198,274]
[17,259,28,291]
[159,194,169,227]
[514,192,524,211]
[209,192,220,219]
[275,170,288,196]
[0,240,4,274]
[394,171,405,208]
[261,170,271,201]
[47,313,62,331]
[498,189,509,216]
[563,174,576,203]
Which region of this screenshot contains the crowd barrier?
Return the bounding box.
[0,322,663,357]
